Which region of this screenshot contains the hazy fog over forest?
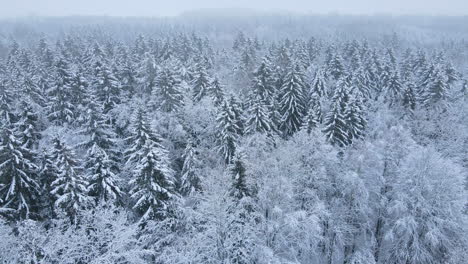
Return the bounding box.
[1,0,468,17]
[0,1,467,264]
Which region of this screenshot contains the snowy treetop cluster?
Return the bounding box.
[0,15,467,263]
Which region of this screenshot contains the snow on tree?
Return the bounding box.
[302,95,322,134]
[279,62,307,137]
[422,65,450,108]
[402,80,417,111]
[16,101,42,150]
[323,77,350,147]
[383,69,403,105]
[125,108,176,220]
[50,138,90,223]
[216,99,241,164]
[0,126,40,220]
[191,62,211,102]
[208,77,225,106]
[384,147,466,264]
[93,62,121,113]
[151,63,184,112]
[180,140,202,196]
[310,68,327,97]
[245,95,275,135]
[47,57,76,125]
[0,79,16,127]
[327,52,346,80]
[345,94,367,143]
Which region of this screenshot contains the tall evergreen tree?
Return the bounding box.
[279,63,307,137]
[93,63,121,113]
[323,78,350,147]
[209,77,225,106]
[152,65,184,112]
[0,126,40,220]
[216,100,240,164]
[327,53,346,80]
[16,101,42,150]
[50,138,90,223]
[245,96,275,135]
[310,68,327,97]
[180,141,202,196]
[47,58,75,125]
[192,63,211,102]
[125,110,176,220]
[422,65,449,107]
[344,95,367,143]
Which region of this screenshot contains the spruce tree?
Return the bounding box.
[93,63,121,113]
[402,81,417,111]
[245,96,274,135]
[279,63,307,137]
[17,101,42,150]
[384,69,403,105]
[216,100,240,164]
[125,110,176,220]
[50,138,90,223]
[344,95,367,143]
[302,96,322,134]
[180,141,202,196]
[78,102,121,202]
[86,147,122,203]
[209,77,225,106]
[323,78,350,147]
[0,80,16,126]
[327,53,346,80]
[0,126,40,220]
[251,57,275,102]
[229,153,251,200]
[152,65,184,113]
[192,63,211,102]
[423,65,449,107]
[310,68,327,97]
[47,58,75,125]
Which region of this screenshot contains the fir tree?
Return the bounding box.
[93,63,121,113]
[323,78,350,147]
[422,65,449,107]
[0,126,40,220]
[216,100,240,164]
[50,138,90,223]
[310,68,327,97]
[124,108,163,163]
[384,70,403,105]
[47,58,75,125]
[192,63,211,102]
[279,63,307,137]
[302,96,322,134]
[209,77,225,106]
[125,112,176,220]
[229,153,251,200]
[86,147,122,203]
[250,58,275,102]
[180,141,202,196]
[245,96,275,135]
[152,65,184,113]
[344,95,367,143]
[0,80,16,126]
[17,101,42,150]
[327,53,346,80]
[402,81,417,111]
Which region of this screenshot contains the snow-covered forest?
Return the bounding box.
[0,14,467,263]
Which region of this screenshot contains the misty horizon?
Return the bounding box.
[1,0,468,18]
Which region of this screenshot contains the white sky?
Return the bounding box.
[0,0,467,17]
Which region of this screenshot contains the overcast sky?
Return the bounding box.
[1,0,467,17]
